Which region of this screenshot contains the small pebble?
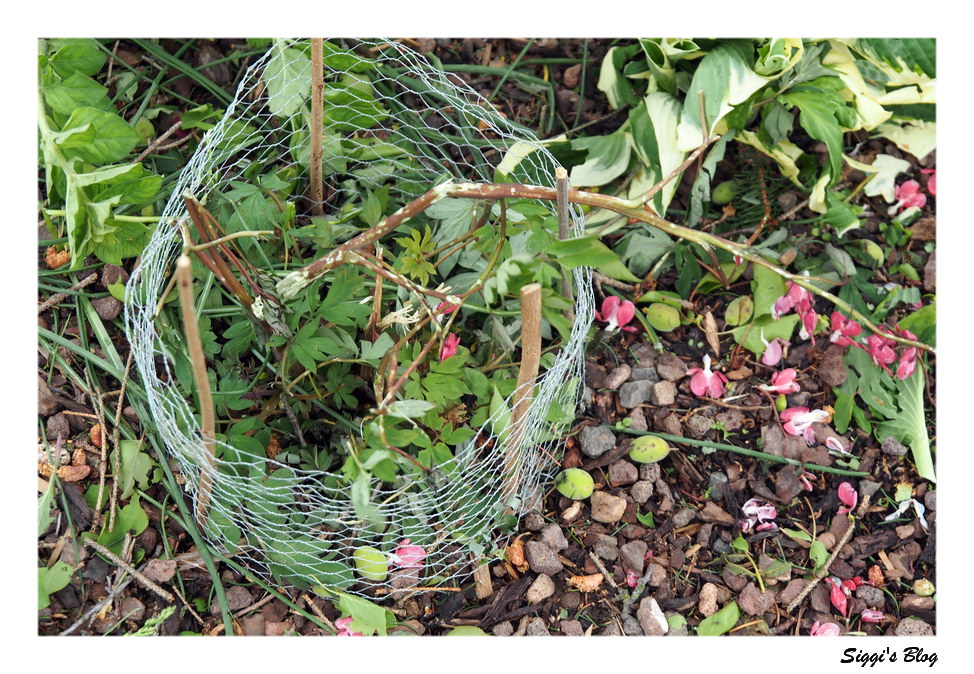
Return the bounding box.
[526,574,556,604]
[651,381,677,406]
[539,523,569,551]
[604,364,631,389]
[630,480,654,504]
[590,491,628,524]
[579,425,616,458]
[619,380,653,408]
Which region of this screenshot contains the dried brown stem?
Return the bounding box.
[310,38,324,216]
[555,167,574,317]
[84,538,175,602]
[176,255,216,526]
[504,283,542,501]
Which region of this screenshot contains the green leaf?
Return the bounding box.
[824,243,857,278]
[614,228,673,277]
[359,332,394,362]
[39,562,75,610]
[386,400,436,420]
[833,393,854,434]
[112,439,156,500]
[809,539,828,572]
[58,108,140,164]
[697,601,740,636]
[628,92,687,214]
[898,304,935,348]
[96,496,149,555]
[38,479,57,537]
[876,369,934,482]
[781,527,813,544]
[676,42,768,151]
[752,263,787,318]
[569,131,631,188]
[732,314,799,355]
[264,41,311,118]
[49,39,106,78]
[779,77,856,186]
[854,38,936,78]
[489,385,512,445]
[823,196,863,238]
[43,71,110,116]
[333,591,393,636]
[596,44,642,109]
[548,235,640,282]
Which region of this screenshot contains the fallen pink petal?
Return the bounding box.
[739,497,777,533]
[758,368,801,395]
[883,498,929,532]
[825,436,850,454]
[780,406,829,443]
[865,334,897,373]
[861,609,885,623]
[760,335,790,367]
[810,621,842,636]
[837,482,858,515]
[336,617,363,636]
[825,577,848,616]
[888,179,927,215]
[829,311,862,347]
[390,538,427,568]
[596,295,637,333]
[686,354,728,398]
[921,168,936,196]
[626,569,639,588]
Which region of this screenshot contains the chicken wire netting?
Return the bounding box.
[124,38,594,598]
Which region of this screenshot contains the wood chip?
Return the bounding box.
[566,573,604,593]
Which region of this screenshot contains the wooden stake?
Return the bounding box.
[176,255,216,526]
[472,560,494,599]
[310,38,324,216]
[555,168,574,320]
[504,283,542,501]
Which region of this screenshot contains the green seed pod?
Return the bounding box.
[447,626,488,636]
[775,394,787,412]
[913,579,935,597]
[628,435,671,464]
[724,295,754,326]
[555,468,595,500]
[861,239,885,267]
[712,180,740,205]
[646,303,681,332]
[352,546,389,581]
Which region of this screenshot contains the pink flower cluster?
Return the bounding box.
[771,278,818,344]
[866,326,918,380]
[888,179,927,215]
[824,575,864,616]
[595,296,637,333]
[739,498,777,534]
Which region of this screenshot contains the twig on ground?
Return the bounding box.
[83,538,175,602]
[60,575,133,636]
[135,120,184,163]
[310,39,324,215]
[37,273,99,314]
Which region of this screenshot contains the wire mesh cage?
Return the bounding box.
[124,38,594,598]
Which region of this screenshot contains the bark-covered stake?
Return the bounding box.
[176,255,216,526]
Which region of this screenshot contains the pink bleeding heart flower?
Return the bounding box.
[865,334,897,374]
[796,298,819,345]
[810,620,842,636]
[888,179,927,216]
[861,609,885,624]
[686,354,728,398]
[335,617,363,636]
[595,296,637,333]
[759,368,801,395]
[771,280,812,320]
[920,168,936,196]
[760,334,790,367]
[439,333,460,362]
[837,482,858,515]
[825,577,848,617]
[626,569,639,588]
[780,407,829,443]
[739,497,777,534]
[825,436,850,454]
[896,347,917,380]
[829,312,862,347]
[390,538,426,568]
[799,471,816,491]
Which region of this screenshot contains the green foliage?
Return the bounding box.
[697,601,740,635]
[39,562,75,610]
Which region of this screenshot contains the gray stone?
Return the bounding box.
[539,523,569,552]
[91,296,122,321]
[855,584,885,609]
[579,425,616,458]
[522,512,545,532]
[631,480,654,504]
[924,490,936,512]
[525,541,563,575]
[698,582,719,617]
[601,622,623,636]
[707,472,729,501]
[637,598,669,635]
[560,619,584,636]
[591,491,628,523]
[608,460,638,486]
[46,413,71,442]
[622,614,643,636]
[901,594,935,613]
[655,353,687,382]
[646,563,667,587]
[894,617,934,636]
[604,364,631,389]
[882,436,909,457]
[686,415,713,439]
[651,380,677,406]
[492,621,514,636]
[593,533,618,561]
[526,574,556,604]
[672,507,696,528]
[620,540,648,574]
[619,380,653,408]
[630,367,660,383]
[525,617,550,636]
[639,462,661,483]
